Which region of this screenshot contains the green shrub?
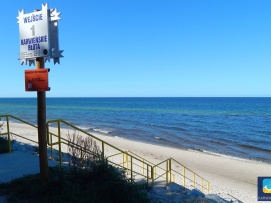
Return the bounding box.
[0,160,149,203]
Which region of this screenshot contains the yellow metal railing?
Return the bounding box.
[0,114,38,152]
[0,114,210,193]
[126,150,175,180]
[46,119,153,185]
[152,158,210,193]
[126,150,209,193]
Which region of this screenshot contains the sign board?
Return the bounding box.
[25,69,50,91]
[17,3,63,65]
[18,4,49,60]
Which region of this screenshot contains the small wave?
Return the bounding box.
[237,144,271,153]
[76,126,89,131]
[93,128,112,134]
[154,136,161,140]
[199,150,254,162]
[187,148,204,153]
[152,136,175,145]
[86,126,113,134]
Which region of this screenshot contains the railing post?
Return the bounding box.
[45,123,52,160]
[6,115,11,153]
[126,153,128,168]
[130,156,133,181]
[57,120,62,166]
[183,167,186,187]
[50,132,53,160]
[166,160,168,185]
[102,142,105,160]
[194,173,196,188]
[152,166,154,187]
[169,159,172,183]
[142,159,145,175]
[122,153,124,169]
[147,165,149,185]
[202,178,204,192]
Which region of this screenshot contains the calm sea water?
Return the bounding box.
[0,97,271,163]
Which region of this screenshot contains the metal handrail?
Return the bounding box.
[46,119,153,185]
[107,148,209,193]
[126,150,175,181]
[0,114,210,192]
[153,158,210,193]
[0,114,38,152]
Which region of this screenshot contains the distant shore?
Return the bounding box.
[3,122,271,202]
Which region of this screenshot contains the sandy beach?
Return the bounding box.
[96,134,271,202]
[1,121,271,203]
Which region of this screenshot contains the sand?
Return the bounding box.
[94,134,271,202]
[1,121,271,202]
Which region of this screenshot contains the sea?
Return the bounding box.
[0,97,270,163]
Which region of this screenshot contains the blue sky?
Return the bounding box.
[1,0,271,97]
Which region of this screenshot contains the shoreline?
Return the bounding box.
[2,122,271,202]
[8,119,271,164]
[5,115,271,164]
[89,128,271,165]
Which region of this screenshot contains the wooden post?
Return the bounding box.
[36,57,49,186]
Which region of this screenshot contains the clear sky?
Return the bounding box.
[1,0,271,97]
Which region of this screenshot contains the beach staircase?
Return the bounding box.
[0,114,210,194]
